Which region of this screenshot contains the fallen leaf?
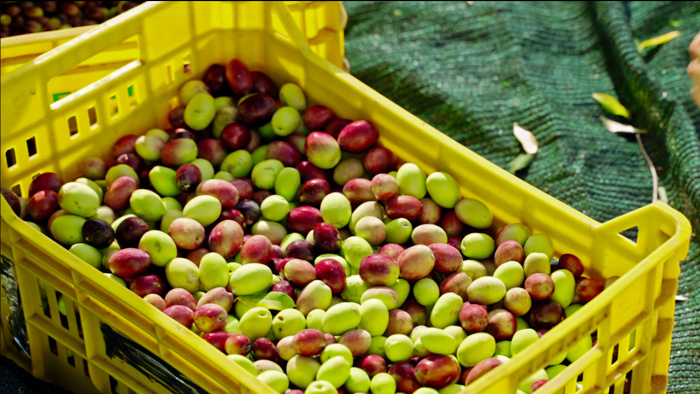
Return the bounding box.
[509,153,535,173]
[513,123,538,154]
[600,116,646,134]
[236,292,295,310]
[637,30,681,53]
[593,93,630,119]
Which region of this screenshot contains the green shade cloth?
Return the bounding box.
[343,1,699,392]
[2,2,698,393]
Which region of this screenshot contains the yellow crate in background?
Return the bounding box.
[0,1,691,393]
[1,26,96,76]
[0,1,346,102]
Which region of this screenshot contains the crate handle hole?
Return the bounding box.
[27,137,37,158]
[128,84,138,108]
[88,106,98,128]
[183,53,191,74]
[68,116,79,137]
[57,293,70,329]
[11,184,22,198]
[109,94,119,118]
[618,226,639,244]
[38,278,51,317]
[76,310,84,339]
[5,148,16,169]
[109,375,119,394]
[48,336,58,356]
[52,92,71,103]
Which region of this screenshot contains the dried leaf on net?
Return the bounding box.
[592,93,630,119]
[508,123,538,174]
[600,116,646,134]
[513,122,539,154]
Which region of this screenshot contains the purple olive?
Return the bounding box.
[238,93,275,127]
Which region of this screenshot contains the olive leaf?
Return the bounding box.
[513,122,538,154]
[236,291,295,310]
[235,293,267,308]
[509,123,538,173]
[508,153,536,174]
[637,30,681,54]
[600,116,646,134]
[592,93,630,119]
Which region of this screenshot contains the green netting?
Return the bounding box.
[343,1,699,392]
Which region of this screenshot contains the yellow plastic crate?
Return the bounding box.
[0,1,691,393]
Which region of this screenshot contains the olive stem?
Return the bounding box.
[635,133,658,203]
